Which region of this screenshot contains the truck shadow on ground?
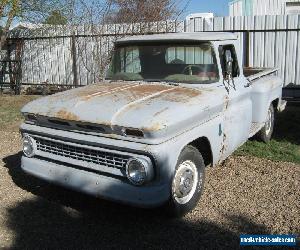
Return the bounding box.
[272,105,300,145]
[3,153,271,249]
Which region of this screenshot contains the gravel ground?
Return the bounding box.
[0,131,299,249]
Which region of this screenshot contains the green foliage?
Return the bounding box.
[236,140,300,164]
[43,10,67,25]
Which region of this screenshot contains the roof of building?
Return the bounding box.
[116,32,238,44]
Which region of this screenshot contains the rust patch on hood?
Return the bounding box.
[55,109,80,121]
[130,84,171,96]
[79,83,135,101]
[46,82,133,102]
[75,83,175,103]
[149,87,202,103]
[143,122,165,132]
[85,83,172,103]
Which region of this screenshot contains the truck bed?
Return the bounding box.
[244,67,278,82]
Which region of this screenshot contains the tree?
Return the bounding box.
[64,0,190,80]
[0,0,66,49]
[43,10,68,25]
[106,0,183,24]
[0,0,20,49]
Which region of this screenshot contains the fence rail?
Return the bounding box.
[1,14,299,91]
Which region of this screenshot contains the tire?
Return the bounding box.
[166,145,205,217]
[256,104,275,143]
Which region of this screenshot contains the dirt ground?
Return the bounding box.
[0,131,299,249]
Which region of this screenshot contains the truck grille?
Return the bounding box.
[35,137,130,169]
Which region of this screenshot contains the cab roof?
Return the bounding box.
[116,32,238,44]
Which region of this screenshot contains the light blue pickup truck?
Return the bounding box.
[20,32,286,216]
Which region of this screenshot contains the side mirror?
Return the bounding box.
[226,59,233,76]
[225,50,233,78]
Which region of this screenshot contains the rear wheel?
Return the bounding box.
[256,104,275,143]
[166,145,205,217]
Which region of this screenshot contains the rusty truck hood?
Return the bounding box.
[22,82,225,142]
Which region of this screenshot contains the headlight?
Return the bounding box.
[23,135,35,157]
[126,158,153,186]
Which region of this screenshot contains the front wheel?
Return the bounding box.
[256,104,275,143]
[166,145,205,217]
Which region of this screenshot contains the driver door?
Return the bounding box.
[219,44,252,160]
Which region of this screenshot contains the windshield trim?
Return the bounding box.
[105,42,220,85]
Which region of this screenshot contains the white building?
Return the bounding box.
[185,13,214,22]
[229,0,300,16]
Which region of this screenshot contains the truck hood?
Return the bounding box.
[22,82,225,142]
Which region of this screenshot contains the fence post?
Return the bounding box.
[71,32,79,87]
[245,30,250,67]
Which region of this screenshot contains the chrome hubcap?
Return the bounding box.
[172,160,198,204]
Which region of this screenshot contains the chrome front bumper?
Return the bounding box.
[19,123,179,207]
[21,156,170,207]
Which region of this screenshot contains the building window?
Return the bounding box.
[286,2,300,14]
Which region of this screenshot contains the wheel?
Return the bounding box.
[166,145,205,217]
[256,104,275,143]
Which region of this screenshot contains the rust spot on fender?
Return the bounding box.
[56,109,80,121]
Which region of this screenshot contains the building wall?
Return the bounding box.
[230,0,244,16]
[229,0,300,16]
[185,14,300,87]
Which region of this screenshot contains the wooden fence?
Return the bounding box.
[0,15,299,90]
[0,21,183,89]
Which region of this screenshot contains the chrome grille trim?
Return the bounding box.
[34,137,130,170]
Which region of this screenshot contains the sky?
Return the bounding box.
[183,0,231,17]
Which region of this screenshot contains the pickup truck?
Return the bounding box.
[20,32,286,216]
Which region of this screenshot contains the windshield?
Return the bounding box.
[106,42,219,84]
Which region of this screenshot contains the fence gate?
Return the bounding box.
[0,39,23,94]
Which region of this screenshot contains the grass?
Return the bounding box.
[236,105,300,164]
[0,94,299,164]
[0,95,39,132]
[236,140,300,164]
